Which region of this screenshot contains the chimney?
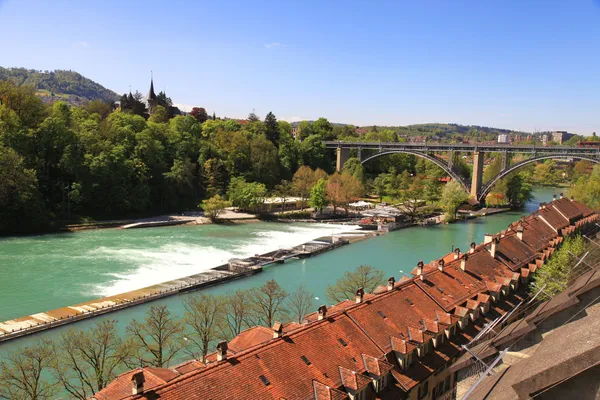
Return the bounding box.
[516,224,524,241]
[387,276,396,291]
[272,322,283,338]
[216,340,228,361]
[539,202,544,210]
[552,194,557,201]
[438,259,445,272]
[484,234,493,244]
[317,304,327,320]
[132,371,145,395]
[469,242,476,254]
[416,260,424,276]
[560,192,564,199]
[355,287,364,303]
[454,248,461,260]
[571,196,575,202]
[490,236,498,259]
[461,254,468,271]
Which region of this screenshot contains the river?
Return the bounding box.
[0,187,561,352]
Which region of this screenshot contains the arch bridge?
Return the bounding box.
[325,141,600,202]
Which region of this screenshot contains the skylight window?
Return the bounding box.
[338,338,348,347]
[301,355,311,365]
[378,311,387,318]
[259,375,270,386]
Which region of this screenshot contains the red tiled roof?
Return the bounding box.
[345,282,442,352]
[173,359,205,375]
[313,380,349,400]
[94,205,596,400]
[228,325,273,353]
[494,233,538,271]
[339,366,371,390]
[551,198,583,221]
[94,367,180,400]
[536,206,569,231]
[414,264,486,311]
[390,336,416,354]
[362,353,394,377]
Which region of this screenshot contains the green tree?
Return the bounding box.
[530,235,586,299]
[372,175,388,202]
[0,146,46,234]
[227,177,267,211]
[325,265,386,303]
[309,178,328,213]
[149,105,169,123]
[296,120,312,141]
[274,180,293,212]
[300,135,328,170]
[569,164,600,208]
[292,166,316,209]
[201,195,231,221]
[342,157,365,182]
[440,180,468,221]
[311,117,334,140]
[264,112,279,146]
[506,173,533,207]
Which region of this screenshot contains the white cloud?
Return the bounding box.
[173,103,194,112]
[264,42,285,49]
[72,41,90,48]
[281,116,305,123]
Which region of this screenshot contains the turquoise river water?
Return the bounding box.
[0,187,561,353]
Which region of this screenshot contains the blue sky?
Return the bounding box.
[1,0,599,134]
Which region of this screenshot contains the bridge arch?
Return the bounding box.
[479,155,600,201]
[360,150,470,192]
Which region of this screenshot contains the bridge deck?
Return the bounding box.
[324,141,600,155]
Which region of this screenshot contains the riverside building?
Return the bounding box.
[95,197,598,400]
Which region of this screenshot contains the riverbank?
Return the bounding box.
[0,187,562,354]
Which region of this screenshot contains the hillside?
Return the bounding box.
[0,67,119,103]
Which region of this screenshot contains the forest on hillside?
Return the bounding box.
[0,67,118,102]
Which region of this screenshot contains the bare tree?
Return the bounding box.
[183,294,226,362]
[250,280,289,327]
[326,265,386,303]
[51,320,132,399]
[287,284,314,323]
[0,339,57,400]
[221,289,253,339]
[126,305,183,368]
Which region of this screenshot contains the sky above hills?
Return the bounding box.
[1,0,599,134]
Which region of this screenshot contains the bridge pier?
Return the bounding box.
[471,151,484,199]
[336,147,350,172]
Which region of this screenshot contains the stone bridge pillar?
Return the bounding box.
[471,151,484,199]
[336,147,350,172]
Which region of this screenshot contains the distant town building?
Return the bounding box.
[542,134,549,145]
[290,126,300,141]
[497,134,510,144]
[551,131,575,144]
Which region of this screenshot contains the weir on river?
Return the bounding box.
[0,187,561,353]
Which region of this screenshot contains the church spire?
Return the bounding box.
[148,71,157,100]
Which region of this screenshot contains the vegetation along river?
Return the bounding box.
[0,186,561,352]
